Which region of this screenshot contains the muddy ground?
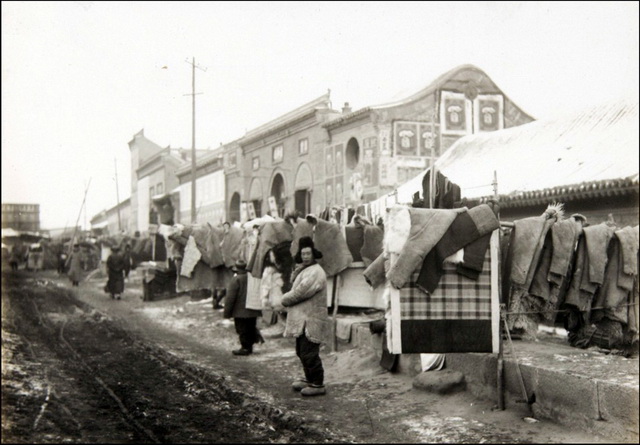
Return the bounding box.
[1,269,625,443]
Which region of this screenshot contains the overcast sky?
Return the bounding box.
[2,1,638,230]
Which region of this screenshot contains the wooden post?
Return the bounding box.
[493,170,505,411]
[429,112,437,208]
[331,274,339,352]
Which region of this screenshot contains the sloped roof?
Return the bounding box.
[241,93,332,144]
[432,97,639,200]
[324,64,534,130]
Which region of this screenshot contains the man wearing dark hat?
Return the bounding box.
[281,236,331,396]
[224,259,262,355]
[106,244,126,300]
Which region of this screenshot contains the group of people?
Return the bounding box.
[64,243,133,299]
[223,236,330,397]
[62,230,330,396]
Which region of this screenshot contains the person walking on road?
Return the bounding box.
[224,259,262,356]
[67,244,83,286]
[122,244,133,279]
[106,245,126,300]
[281,236,331,397]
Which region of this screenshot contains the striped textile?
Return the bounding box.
[400,250,492,320]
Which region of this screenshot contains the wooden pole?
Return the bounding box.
[69,178,91,254]
[429,112,436,208]
[331,274,339,352]
[190,57,197,224]
[183,57,206,224]
[493,170,505,411]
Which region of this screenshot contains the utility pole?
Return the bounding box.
[184,57,206,223]
[114,157,122,232]
[70,178,91,253]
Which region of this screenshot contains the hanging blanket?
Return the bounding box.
[590,237,629,325]
[292,216,353,277]
[361,224,384,267]
[250,220,293,278]
[221,226,244,268]
[583,223,615,285]
[385,206,465,289]
[191,224,225,269]
[387,237,497,354]
[176,260,214,292]
[180,236,201,277]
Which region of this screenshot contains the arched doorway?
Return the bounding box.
[346,137,360,169]
[229,192,241,223]
[270,173,286,217]
[248,178,263,218]
[294,163,313,216]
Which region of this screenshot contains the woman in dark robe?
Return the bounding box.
[106,245,126,300]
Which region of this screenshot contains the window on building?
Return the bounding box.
[228,152,237,168]
[157,183,163,195]
[252,156,260,171]
[272,144,283,163]
[149,186,155,201]
[298,138,308,156]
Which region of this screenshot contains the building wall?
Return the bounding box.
[128,130,164,234]
[106,200,131,234]
[238,109,339,219]
[324,66,534,206]
[179,169,226,225]
[2,203,41,231]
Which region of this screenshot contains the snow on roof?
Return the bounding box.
[432,97,639,199]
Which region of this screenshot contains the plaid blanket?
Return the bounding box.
[400,250,492,320]
[390,242,497,354]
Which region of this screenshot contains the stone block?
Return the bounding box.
[413,369,466,394]
[597,380,640,438]
[533,368,599,430]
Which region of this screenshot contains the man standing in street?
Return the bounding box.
[224,259,262,356]
[281,236,330,396]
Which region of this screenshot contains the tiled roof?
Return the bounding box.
[498,175,639,207]
[434,97,639,200]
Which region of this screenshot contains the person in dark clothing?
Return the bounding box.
[122,244,132,278]
[224,259,262,355]
[106,245,126,300]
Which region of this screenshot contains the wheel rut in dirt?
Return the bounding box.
[2,273,341,443]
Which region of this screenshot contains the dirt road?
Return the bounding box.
[2,269,622,443]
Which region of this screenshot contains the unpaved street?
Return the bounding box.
[2,269,622,443]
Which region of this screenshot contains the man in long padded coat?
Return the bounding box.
[281,236,331,397]
[224,259,262,355]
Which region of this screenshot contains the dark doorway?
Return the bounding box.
[270,173,286,217]
[294,189,311,216]
[229,192,241,223]
[346,137,360,169]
